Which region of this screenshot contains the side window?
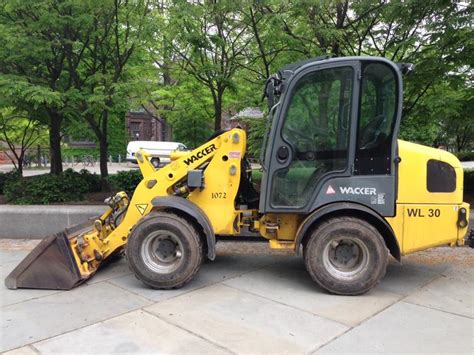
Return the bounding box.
[427,160,456,192]
[271,66,353,207]
[355,63,397,175]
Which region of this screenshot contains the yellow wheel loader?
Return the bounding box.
[6,56,471,295]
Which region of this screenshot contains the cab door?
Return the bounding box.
[261,62,359,213]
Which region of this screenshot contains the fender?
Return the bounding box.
[295,202,401,261]
[151,196,216,260]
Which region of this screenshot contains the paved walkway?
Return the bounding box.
[0,241,472,354]
[0,163,136,176]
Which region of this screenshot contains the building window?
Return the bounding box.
[130,122,141,139]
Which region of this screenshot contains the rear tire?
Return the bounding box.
[126,212,203,289]
[303,216,388,295]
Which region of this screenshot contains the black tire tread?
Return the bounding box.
[125,211,203,290]
[303,216,388,295]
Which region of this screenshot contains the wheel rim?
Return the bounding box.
[141,230,184,273]
[322,236,370,281]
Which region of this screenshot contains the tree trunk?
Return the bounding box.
[98,111,109,181]
[99,110,109,190]
[214,91,223,132]
[99,136,109,188]
[16,151,24,176]
[49,112,63,175]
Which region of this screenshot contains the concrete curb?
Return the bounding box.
[0,205,472,240]
[0,205,107,239]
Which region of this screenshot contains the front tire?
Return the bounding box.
[303,216,388,295]
[126,212,203,289]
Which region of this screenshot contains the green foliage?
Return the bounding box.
[62,115,127,159]
[4,169,101,204]
[0,170,20,195]
[251,169,262,184]
[243,117,267,159]
[152,78,214,148]
[107,170,142,196]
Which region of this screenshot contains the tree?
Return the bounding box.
[0,0,94,174]
[168,0,253,131]
[63,0,151,180]
[0,107,47,174]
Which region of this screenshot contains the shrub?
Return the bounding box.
[0,170,21,195]
[107,169,142,196]
[75,169,102,193]
[4,169,101,204]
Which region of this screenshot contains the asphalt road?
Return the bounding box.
[0,240,472,354]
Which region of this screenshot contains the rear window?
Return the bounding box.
[427,160,456,193]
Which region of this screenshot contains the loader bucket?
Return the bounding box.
[5,220,95,290]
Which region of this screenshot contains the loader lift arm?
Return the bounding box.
[6,129,247,289]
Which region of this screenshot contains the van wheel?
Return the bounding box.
[126,212,203,289]
[303,216,388,295]
[150,157,160,168]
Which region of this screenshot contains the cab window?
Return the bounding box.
[355,62,398,175]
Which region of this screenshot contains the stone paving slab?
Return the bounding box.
[109,253,279,302]
[0,262,60,307]
[441,264,473,282]
[3,345,38,355]
[1,240,473,354]
[314,301,473,354]
[146,283,348,354]
[378,261,441,296]
[0,282,152,352]
[223,257,401,326]
[33,310,229,354]
[86,257,132,284]
[405,274,473,318]
[0,250,29,266]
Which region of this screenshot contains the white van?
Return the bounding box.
[126,141,187,168]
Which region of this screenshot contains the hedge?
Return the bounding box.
[107,170,142,196]
[4,169,101,204]
[0,170,20,195]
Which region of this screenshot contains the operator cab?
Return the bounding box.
[260,57,406,216]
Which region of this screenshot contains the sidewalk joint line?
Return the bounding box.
[221,283,351,328]
[142,308,235,354]
[401,300,473,320]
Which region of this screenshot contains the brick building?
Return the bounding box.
[125,108,171,142]
[0,149,10,164]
